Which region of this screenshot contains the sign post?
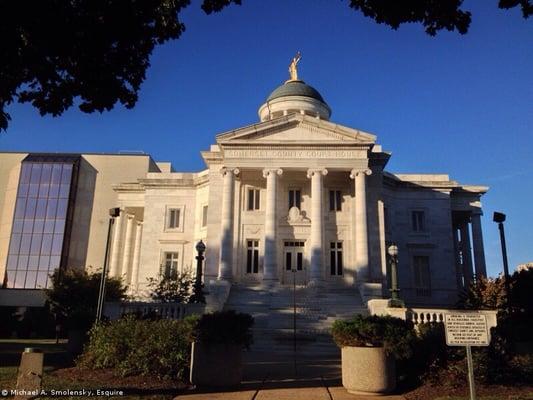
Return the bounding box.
[444,313,490,400]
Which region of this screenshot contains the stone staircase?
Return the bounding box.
[223,283,368,358]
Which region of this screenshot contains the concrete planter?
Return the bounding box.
[189,342,242,387]
[341,346,396,395]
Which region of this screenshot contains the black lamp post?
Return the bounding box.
[96,207,121,322]
[493,212,511,302]
[190,240,206,304]
[388,243,404,308]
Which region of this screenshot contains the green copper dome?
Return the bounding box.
[267,80,326,103]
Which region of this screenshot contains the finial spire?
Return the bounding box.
[288,52,301,82]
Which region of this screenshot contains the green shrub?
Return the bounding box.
[78,314,197,379]
[331,314,416,359]
[147,272,193,303]
[193,310,254,349]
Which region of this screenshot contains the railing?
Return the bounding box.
[104,301,206,320]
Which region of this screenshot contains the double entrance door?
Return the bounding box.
[283,240,306,285]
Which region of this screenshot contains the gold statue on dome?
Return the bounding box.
[288,52,301,81]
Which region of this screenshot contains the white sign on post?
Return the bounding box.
[445,313,490,346]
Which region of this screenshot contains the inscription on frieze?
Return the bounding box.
[224,149,361,159]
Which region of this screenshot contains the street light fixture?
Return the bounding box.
[387,243,404,308]
[190,240,206,304]
[493,211,511,302]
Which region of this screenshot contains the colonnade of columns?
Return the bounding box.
[453,211,487,287]
[108,209,143,289]
[217,166,372,284]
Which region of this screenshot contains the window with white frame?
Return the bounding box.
[246,240,260,273]
[413,255,431,296]
[201,205,208,227]
[162,252,179,278]
[247,189,260,211]
[329,190,342,211]
[288,189,301,210]
[167,208,180,229]
[411,210,426,232]
[330,242,343,275]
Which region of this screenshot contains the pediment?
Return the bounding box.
[216,114,376,146]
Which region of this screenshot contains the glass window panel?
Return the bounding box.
[25,197,37,218]
[35,198,47,218]
[33,219,44,234]
[56,199,68,219]
[338,251,343,275]
[297,252,303,271]
[49,184,59,198]
[61,164,72,183]
[18,255,29,268]
[30,234,42,255]
[36,272,49,289]
[54,219,65,234]
[20,234,32,254]
[51,234,64,255]
[41,164,52,182]
[30,163,42,183]
[20,164,32,183]
[46,198,58,218]
[59,184,70,199]
[246,249,252,273]
[25,271,37,288]
[28,255,40,269]
[51,165,62,184]
[286,252,292,271]
[12,220,24,233]
[23,219,34,233]
[15,198,27,219]
[8,234,21,254]
[331,251,336,275]
[38,183,49,198]
[247,189,254,210]
[329,190,335,211]
[28,184,39,197]
[39,255,50,270]
[7,255,18,270]
[255,190,260,210]
[18,184,29,197]
[15,271,27,288]
[44,220,55,233]
[49,256,61,269]
[336,190,342,211]
[253,250,259,273]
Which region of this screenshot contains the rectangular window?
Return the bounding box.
[288,189,301,210]
[411,210,426,232]
[202,205,208,227]
[246,240,260,273]
[329,190,342,211]
[247,189,260,211]
[167,208,180,229]
[413,255,431,296]
[330,242,343,275]
[162,252,179,278]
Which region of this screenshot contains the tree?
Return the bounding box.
[1,0,530,131]
[147,271,193,303]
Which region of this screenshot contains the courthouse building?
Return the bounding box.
[0,67,488,307]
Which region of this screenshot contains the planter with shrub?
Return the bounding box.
[190,310,253,387]
[331,314,415,395]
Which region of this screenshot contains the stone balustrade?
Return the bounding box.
[105,301,205,320]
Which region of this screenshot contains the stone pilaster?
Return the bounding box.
[263,168,283,281]
[470,213,487,278]
[218,167,239,280]
[350,169,372,282]
[130,221,143,288]
[307,168,328,284]
[121,214,135,280]
[460,221,474,285]
[108,209,123,278]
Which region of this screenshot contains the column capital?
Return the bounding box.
[220,167,240,176]
[126,213,135,220]
[350,168,372,179]
[136,221,143,226]
[306,168,328,179]
[262,168,283,178]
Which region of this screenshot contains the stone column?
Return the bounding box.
[130,222,143,288]
[307,168,328,284]
[263,168,283,281]
[350,169,372,282]
[460,221,474,285]
[109,209,123,277]
[218,167,239,280]
[121,214,135,280]
[470,212,487,278]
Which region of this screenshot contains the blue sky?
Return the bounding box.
[1,0,531,277]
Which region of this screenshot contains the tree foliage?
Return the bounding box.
[0,0,530,131]
[146,271,193,303]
